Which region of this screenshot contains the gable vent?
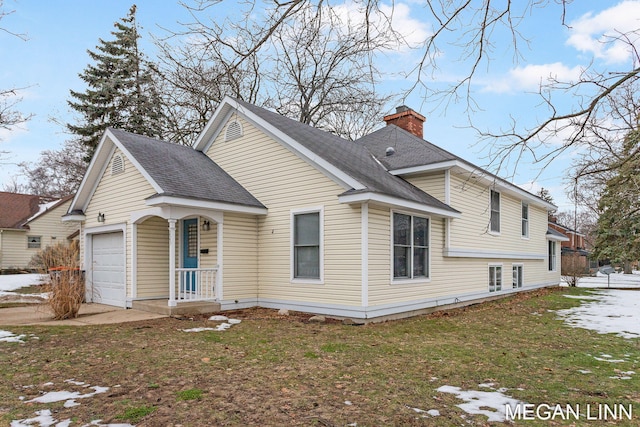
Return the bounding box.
[111,154,125,175]
[225,120,243,141]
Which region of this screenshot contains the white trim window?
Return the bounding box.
[490,190,500,233]
[489,264,502,292]
[291,207,323,282]
[512,264,523,288]
[521,202,529,238]
[393,212,429,280]
[548,241,557,271]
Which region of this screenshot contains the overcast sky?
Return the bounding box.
[1,0,637,212]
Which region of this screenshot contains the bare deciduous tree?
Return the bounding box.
[19,139,87,199]
[157,0,395,144]
[173,1,638,178]
[0,1,31,160]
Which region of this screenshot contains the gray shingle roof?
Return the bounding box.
[356,125,458,170]
[233,99,458,214]
[109,128,265,209]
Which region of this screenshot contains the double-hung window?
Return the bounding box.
[548,241,557,271]
[393,212,429,280]
[521,203,529,238]
[293,209,322,281]
[489,265,502,292]
[490,190,500,233]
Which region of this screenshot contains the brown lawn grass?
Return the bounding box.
[1,287,639,426]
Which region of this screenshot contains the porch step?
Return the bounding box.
[132,300,221,316]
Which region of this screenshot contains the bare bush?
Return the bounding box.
[30,241,84,320]
[561,252,587,287]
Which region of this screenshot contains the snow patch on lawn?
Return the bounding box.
[556,290,640,339]
[0,274,48,292]
[11,409,134,427]
[437,385,526,423]
[0,330,28,343]
[25,381,108,404]
[406,405,440,417]
[183,318,242,332]
[13,380,131,427]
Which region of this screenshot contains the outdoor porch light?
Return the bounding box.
[97,212,105,223]
[202,220,211,231]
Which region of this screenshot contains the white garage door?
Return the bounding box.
[90,232,125,307]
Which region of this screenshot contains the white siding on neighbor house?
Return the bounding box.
[207,116,363,306]
[83,146,157,299]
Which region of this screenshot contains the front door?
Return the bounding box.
[182,218,198,292]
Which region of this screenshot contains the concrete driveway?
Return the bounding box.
[0,303,167,326]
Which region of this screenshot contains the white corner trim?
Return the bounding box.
[361,202,369,307]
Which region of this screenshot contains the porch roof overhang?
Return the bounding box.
[547,227,570,242]
[338,191,461,219]
[62,210,87,222]
[146,194,268,216]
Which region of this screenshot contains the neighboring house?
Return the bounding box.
[0,192,77,270]
[63,97,562,319]
[548,218,589,274]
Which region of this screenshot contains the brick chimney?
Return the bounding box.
[383,106,426,138]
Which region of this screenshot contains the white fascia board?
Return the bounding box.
[146,195,268,216]
[392,159,557,211]
[338,192,461,219]
[547,233,570,242]
[193,97,235,152]
[196,97,365,191]
[62,214,86,222]
[389,160,458,176]
[444,248,546,260]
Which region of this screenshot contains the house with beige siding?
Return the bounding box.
[64,97,562,319]
[0,193,77,270]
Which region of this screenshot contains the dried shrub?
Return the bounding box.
[562,252,587,287]
[30,241,85,320]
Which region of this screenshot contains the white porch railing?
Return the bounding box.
[175,267,218,302]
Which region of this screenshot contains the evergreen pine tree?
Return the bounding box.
[593,127,640,265]
[67,5,164,159]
